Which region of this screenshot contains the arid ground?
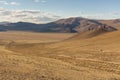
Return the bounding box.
[0,31,120,80]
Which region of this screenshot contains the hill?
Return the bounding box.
[68,29,108,40]
[68,25,118,40]
[99,19,120,29]
[0,17,118,33]
[3,30,120,80]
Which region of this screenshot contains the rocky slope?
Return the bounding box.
[0,17,118,33]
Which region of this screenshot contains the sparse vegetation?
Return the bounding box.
[0,31,120,80]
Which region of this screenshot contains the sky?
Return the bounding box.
[0,0,120,23]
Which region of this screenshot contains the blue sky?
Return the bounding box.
[0,0,120,23]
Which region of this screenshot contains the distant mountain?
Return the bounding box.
[69,28,109,40]
[0,22,43,32]
[53,17,117,32]
[0,17,118,33]
[98,19,120,29]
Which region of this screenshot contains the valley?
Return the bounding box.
[1,0,120,80]
[0,30,120,80]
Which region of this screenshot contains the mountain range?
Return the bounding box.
[0,17,119,33]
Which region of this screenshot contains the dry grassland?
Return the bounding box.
[0,31,120,80]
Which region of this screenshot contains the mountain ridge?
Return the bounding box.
[0,17,118,33]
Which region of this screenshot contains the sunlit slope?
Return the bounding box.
[1,41,119,80]
[0,43,96,80]
[7,30,120,61]
[68,29,108,40]
[6,30,120,80]
[63,30,120,52]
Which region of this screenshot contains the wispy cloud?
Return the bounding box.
[0,8,61,23]
[0,0,20,5]
[67,12,120,20]
[34,0,39,2]
[10,2,20,5]
[80,13,120,20]
[33,0,47,3]
[0,0,8,5]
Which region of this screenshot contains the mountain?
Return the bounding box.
[0,22,42,32]
[0,17,118,33]
[53,17,117,32]
[99,19,120,29]
[68,28,108,40]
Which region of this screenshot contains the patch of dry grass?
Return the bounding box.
[1,31,120,80]
[0,31,75,43]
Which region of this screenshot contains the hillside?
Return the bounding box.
[0,18,120,80]
[99,19,120,29]
[0,17,118,33]
[68,27,114,40]
[69,30,105,40]
[2,30,120,80]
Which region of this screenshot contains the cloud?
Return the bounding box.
[10,2,20,5]
[41,0,47,3]
[0,0,8,5]
[0,0,20,5]
[77,12,120,20]
[34,0,39,2]
[33,0,47,3]
[0,9,61,23]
